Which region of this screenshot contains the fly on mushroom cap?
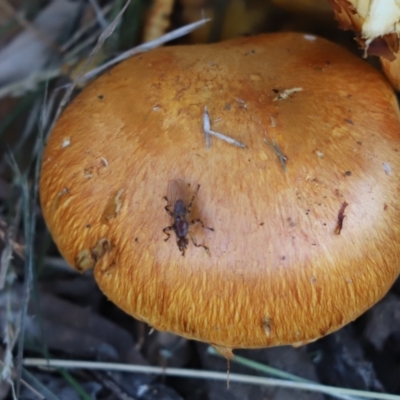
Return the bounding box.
[163,179,213,256]
[40,32,400,354]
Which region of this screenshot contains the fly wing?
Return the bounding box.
[166,179,189,211]
[188,230,210,256]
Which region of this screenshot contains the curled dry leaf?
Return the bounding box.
[328,0,400,90]
[329,0,400,59]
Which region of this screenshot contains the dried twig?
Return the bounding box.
[264,138,287,171]
[273,88,303,101]
[203,107,246,149]
[203,106,211,149]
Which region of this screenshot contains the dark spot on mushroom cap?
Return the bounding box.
[335,202,349,235]
[75,249,94,272]
[91,238,112,262]
[319,327,328,336]
[101,188,126,224]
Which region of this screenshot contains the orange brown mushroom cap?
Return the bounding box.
[40,33,400,354]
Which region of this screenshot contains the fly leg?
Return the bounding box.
[186,185,200,214]
[190,218,214,232]
[163,225,174,242]
[164,196,174,217]
[189,232,210,256]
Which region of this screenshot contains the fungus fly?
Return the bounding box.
[163,179,213,256]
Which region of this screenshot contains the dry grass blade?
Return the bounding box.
[61,3,113,52]
[264,138,287,172]
[203,106,211,149]
[88,0,131,66]
[2,288,20,400]
[203,106,246,148]
[8,162,33,399]
[0,231,14,289]
[50,0,131,134]
[8,82,48,396]
[0,205,22,290]
[88,0,108,29]
[208,128,246,148]
[0,360,45,400]
[22,358,400,400]
[82,18,211,82]
[0,68,60,99]
[208,347,357,400]
[21,367,60,400]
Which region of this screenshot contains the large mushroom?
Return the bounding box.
[40,32,400,356]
